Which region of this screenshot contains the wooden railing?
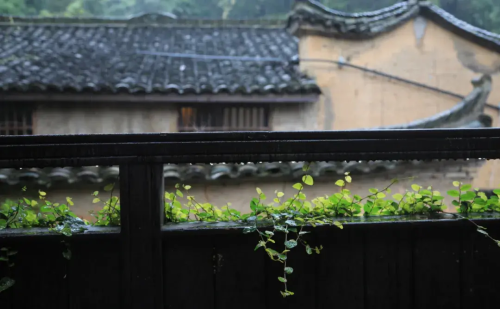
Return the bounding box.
[0,128,500,309]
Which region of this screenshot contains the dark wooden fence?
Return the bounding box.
[0,129,500,309]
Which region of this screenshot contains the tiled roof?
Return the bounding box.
[375,75,493,130]
[288,1,500,52]
[0,159,481,187]
[0,14,320,95]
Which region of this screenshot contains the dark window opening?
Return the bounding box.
[178,105,270,132]
[0,105,34,135]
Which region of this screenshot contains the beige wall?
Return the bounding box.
[34,103,179,134]
[298,17,500,189]
[299,18,500,130]
[271,103,318,131]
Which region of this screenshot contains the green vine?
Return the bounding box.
[1,166,500,297]
[0,183,120,293]
[165,165,500,297]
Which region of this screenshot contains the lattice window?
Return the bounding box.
[0,105,33,135]
[179,105,270,132]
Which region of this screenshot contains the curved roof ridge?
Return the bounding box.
[289,1,500,51]
[375,75,493,130]
[421,2,500,43]
[288,0,419,39]
[296,0,410,18]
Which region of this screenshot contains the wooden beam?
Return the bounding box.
[120,163,164,309]
[0,93,319,104]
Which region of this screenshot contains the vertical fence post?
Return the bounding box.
[120,163,164,309]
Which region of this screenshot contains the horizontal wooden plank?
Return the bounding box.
[0,226,120,239]
[0,129,498,167]
[161,214,500,235]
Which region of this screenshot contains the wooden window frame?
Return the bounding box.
[178,104,271,132]
[0,103,35,135]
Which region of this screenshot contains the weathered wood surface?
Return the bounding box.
[0,129,500,167]
[1,218,500,308]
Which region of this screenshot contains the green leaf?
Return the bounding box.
[447,190,460,197]
[335,180,345,187]
[176,190,183,198]
[25,212,36,222]
[369,188,378,194]
[243,227,256,234]
[493,189,500,195]
[292,183,303,191]
[302,164,310,172]
[460,192,476,201]
[452,181,460,187]
[477,229,489,236]
[92,198,100,204]
[285,220,297,226]
[411,184,420,192]
[392,193,404,201]
[38,190,46,196]
[104,183,114,192]
[460,184,472,191]
[254,241,266,251]
[277,192,285,198]
[306,245,312,255]
[345,175,352,183]
[66,197,74,206]
[250,198,259,211]
[284,267,294,274]
[420,190,432,196]
[278,277,287,283]
[285,240,297,249]
[302,175,314,186]
[40,206,54,212]
[334,221,343,229]
[278,254,287,260]
[92,191,99,196]
[256,187,263,195]
[30,200,38,207]
[184,185,192,190]
[0,277,15,293]
[0,219,6,229]
[376,192,386,198]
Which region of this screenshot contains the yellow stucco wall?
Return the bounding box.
[298,17,500,189]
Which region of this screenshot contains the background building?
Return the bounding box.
[0,0,498,218]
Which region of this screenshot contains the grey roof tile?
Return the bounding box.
[0,16,320,95]
[0,159,483,187]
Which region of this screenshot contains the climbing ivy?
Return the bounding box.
[165,164,500,297]
[1,165,500,296]
[0,183,120,293]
